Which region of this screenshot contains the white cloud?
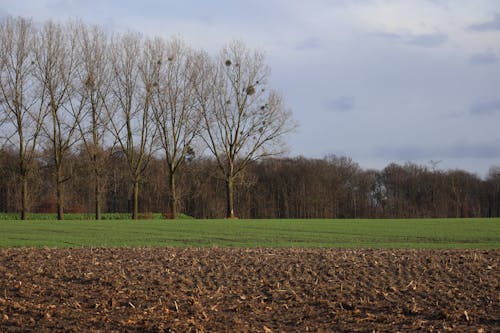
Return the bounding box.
[469,51,498,65]
[469,12,500,31]
[470,98,500,115]
[406,32,448,47]
[326,96,355,113]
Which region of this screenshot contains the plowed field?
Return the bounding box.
[1,248,498,332]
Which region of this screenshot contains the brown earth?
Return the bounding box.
[0,248,498,332]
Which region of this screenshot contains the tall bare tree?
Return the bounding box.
[73,22,111,220]
[0,17,47,219]
[196,41,295,218]
[34,21,81,220]
[107,32,157,219]
[151,37,200,218]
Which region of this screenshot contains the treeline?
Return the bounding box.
[2,16,499,220]
[1,148,500,218]
[0,17,293,219]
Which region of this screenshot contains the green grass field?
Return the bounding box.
[0,218,499,248]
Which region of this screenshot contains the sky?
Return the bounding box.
[1,0,500,177]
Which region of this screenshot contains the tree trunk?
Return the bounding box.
[19,128,28,220]
[95,172,101,220]
[21,173,28,220]
[168,170,176,219]
[226,177,235,219]
[132,179,139,220]
[92,110,101,220]
[56,165,64,220]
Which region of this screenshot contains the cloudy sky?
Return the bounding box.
[2,0,500,176]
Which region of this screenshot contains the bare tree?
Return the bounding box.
[107,32,157,219]
[196,41,295,218]
[73,22,111,220]
[34,21,81,220]
[0,17,47,219]
[151,37,200,218]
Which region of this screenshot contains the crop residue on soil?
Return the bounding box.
[0,248,498,332]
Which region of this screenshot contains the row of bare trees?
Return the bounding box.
[0,148,499,218]
[0,17,294,219]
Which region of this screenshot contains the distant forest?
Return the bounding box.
[1,149,500,218]
[1,17,499,220]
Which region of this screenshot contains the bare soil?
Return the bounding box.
[0,248,498,332]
